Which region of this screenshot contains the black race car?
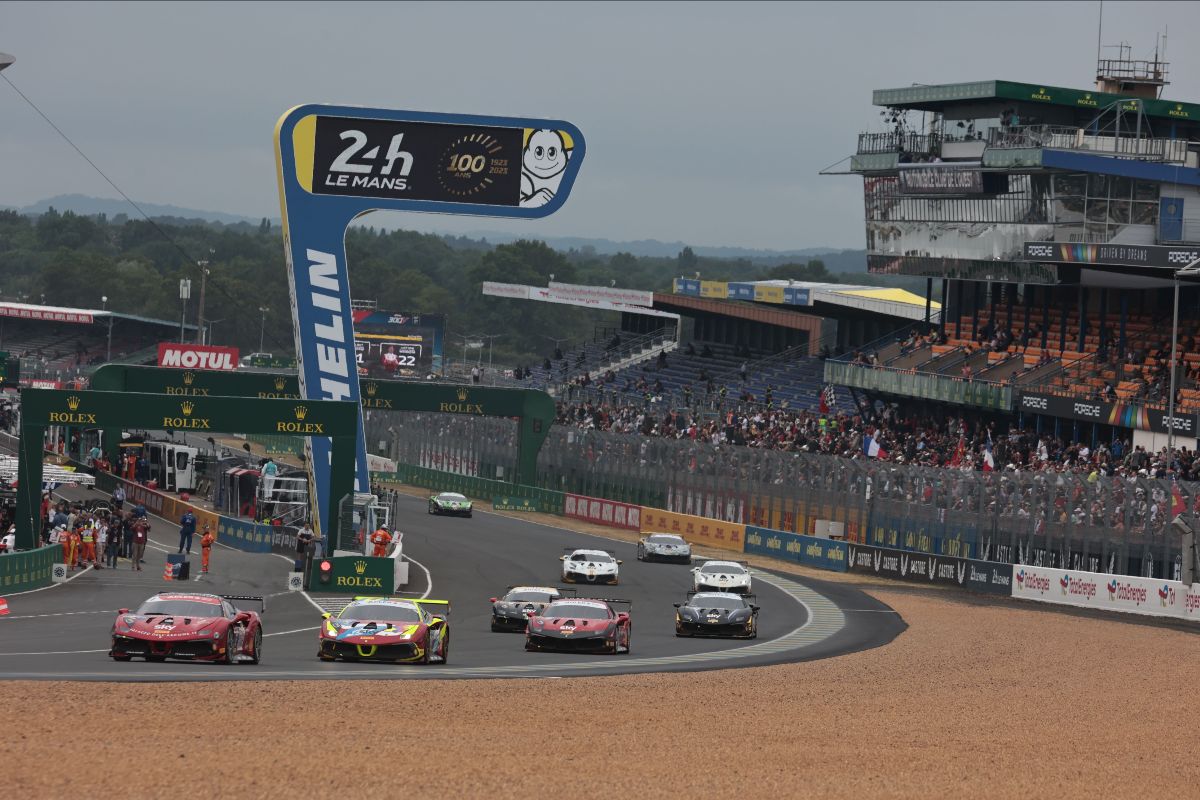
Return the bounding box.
[489,585,575,632]
[674,591,758,639]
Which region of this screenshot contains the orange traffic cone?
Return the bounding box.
[163,564,174,581]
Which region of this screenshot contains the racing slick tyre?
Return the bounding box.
[420,634,431,664]
[112,655,132,661]
[428,505,435,515]
[248,627,262,664]
[221,627,236,665]
[636,546,645,561]
[525,638,537,652]
[146,656,165,662]
[318,651,336,662]
[441,631,449,665]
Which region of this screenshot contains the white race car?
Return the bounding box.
[560,548,621,585]
[691,560,752,594]
[636,533,692,563]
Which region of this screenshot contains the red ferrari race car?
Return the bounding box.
[318,596,450,664]
[109,592,264,664]
[525,597,631,654]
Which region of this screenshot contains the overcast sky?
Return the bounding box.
[3,1,1198,251]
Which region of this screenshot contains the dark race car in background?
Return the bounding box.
[525,598,631,654]
[674,591,759,638]
[110,592,264,664]
[428,492,473,517]
[319,597,450,664]
[489,585,575,632]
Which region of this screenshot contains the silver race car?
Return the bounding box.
[636,533,692,563]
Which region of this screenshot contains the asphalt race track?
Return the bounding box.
[0,490,903,681]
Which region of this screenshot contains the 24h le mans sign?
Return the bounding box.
[275,105,585,536]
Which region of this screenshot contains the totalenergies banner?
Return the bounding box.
[640,507,744,552]
[1011,565,1197,621]
[157,343,239,371]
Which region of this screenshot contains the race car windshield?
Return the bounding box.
[689,596,745,610]
[545,604,611,620]
[506,591,555,602]
[341,604,422,623]
[700,563,746,575]
[572,553,613,563]
[439,494,466,501]
[647,535,684,545]
[136,599,223,618]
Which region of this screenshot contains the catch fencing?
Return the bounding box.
[381,411,1194,580]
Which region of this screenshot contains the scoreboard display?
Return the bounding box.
[351,310,444,379]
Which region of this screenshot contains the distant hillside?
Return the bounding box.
[438,228,866,266]
[9,194,866,268]
[13,194,262,226]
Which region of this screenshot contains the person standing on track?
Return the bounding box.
[122,510,135,561]
[112,484,125,513]
[104,515,120,569]
[68,524,82,571]
[93,516,107,570]
[200,524,214,574]
[178,509,197,555]
[369,524,391,558]
[130,516,149,570]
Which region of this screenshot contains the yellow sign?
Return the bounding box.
[639,507,745,552]
[754,285,785,304]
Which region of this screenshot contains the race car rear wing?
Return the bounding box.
[415,599,452,617]
[222,595,266,613]
[574,597,633,613]
[562,548,618,556]
[686,591,756,603]
[503,585,577,597]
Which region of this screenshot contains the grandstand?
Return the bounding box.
[831,60,1200,451]
[0,300,190,387]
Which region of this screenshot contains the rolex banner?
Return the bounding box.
[309,555,394,595]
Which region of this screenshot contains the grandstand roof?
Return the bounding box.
[0,300,192,331]
[872,79,1200,125]
[736,281,941,322]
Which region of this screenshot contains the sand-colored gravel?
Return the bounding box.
[4,585,1198,799]
[5,486,1198,797]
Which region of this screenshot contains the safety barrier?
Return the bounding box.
[744,526,848,572]
[1010,564,1200,621]
[0,545,58,592]
[639,508,744,553]
[93,471,293,556]
[564,493,641,531]
[372,466,565,515]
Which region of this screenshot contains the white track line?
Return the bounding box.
[0,609,116,621]
[0,649,109,656]
[263,626,318,638]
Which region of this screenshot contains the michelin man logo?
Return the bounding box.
[520,129,573,208]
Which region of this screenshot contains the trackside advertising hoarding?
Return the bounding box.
[640,508,744,552]
[1011,565,1196,621]
[744,526,848,572]
[157,343,239,371]
[846,541,1013,595]
[565,493,641,531]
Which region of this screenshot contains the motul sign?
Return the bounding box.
[157,343,240,371]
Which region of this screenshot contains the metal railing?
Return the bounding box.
[857,131,938,156]
[386,411,1194,580]
[986,124,1190,163]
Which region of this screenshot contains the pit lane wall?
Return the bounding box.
[92,472,297,556]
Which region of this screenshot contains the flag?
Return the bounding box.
[951,435,966,467]
[819,385,836,414]
[863,434,887,459]
[1172,480,1187,518]
[982,432,995,472]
